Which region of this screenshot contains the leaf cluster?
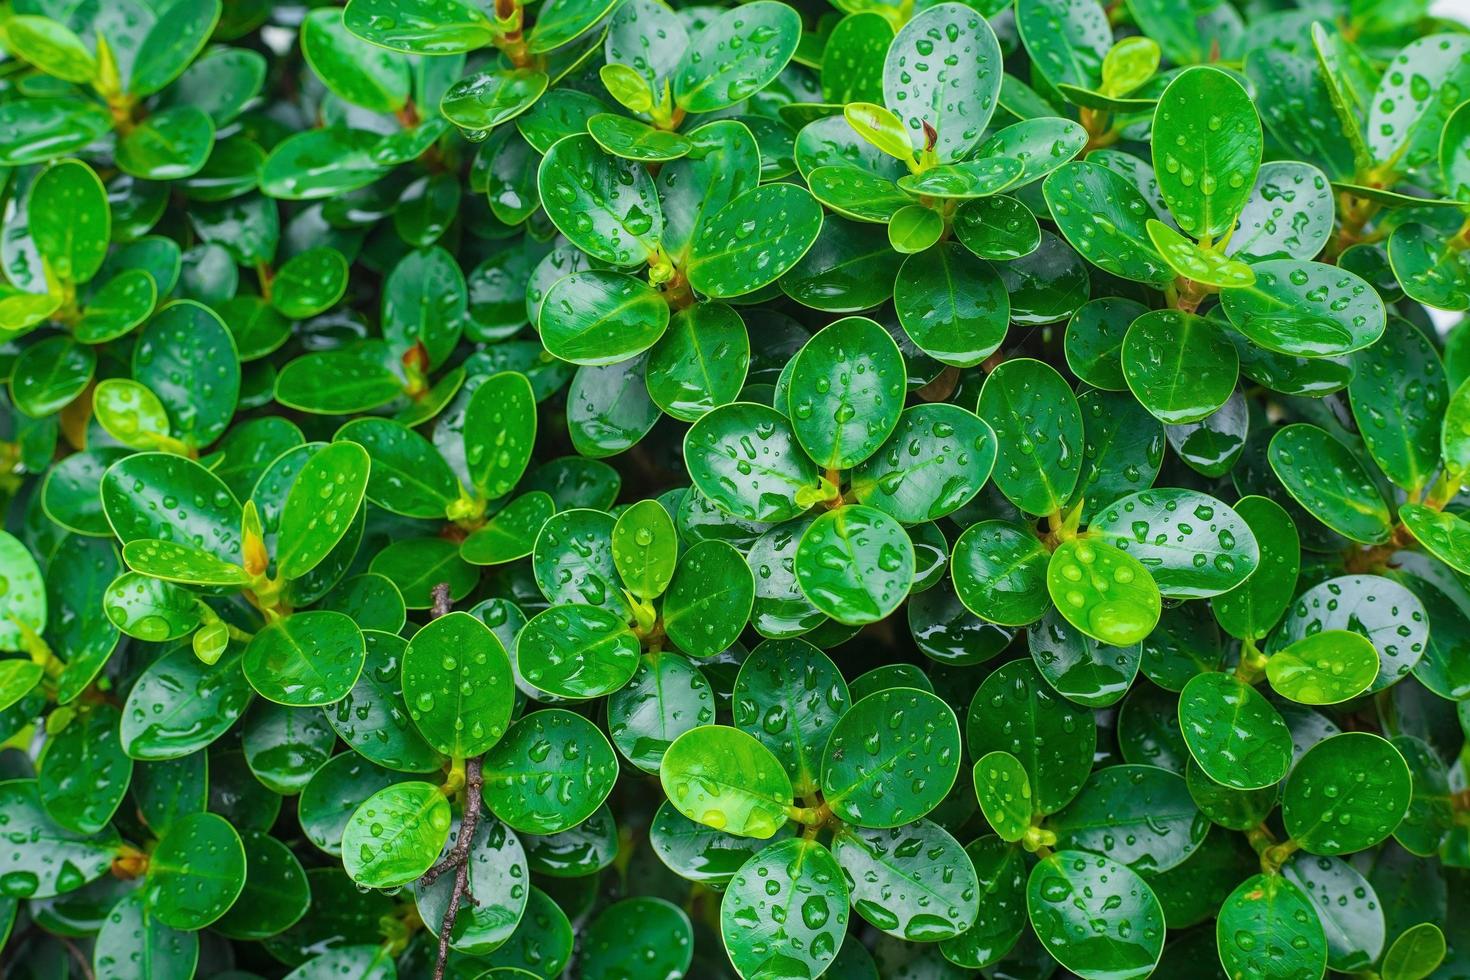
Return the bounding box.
[0,0,1468,978]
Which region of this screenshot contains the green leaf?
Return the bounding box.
[260,128,387,200]
[341,781,452,887]
[11,335,95,417]
[1267,424,1392,544]
[147,811,245,929]
[663,540,754,658]
[0,16,97,83]
[531,508,627,616]
[1029,606,1145,708]
[243,611,366,708]
[1348,323,1447,494]
[1043,160,1174,286]
[1146,219,1256,288]
[687,183,823,298]
[1266,631,1380,705]
[121,647,252,760]
[482,709,619,834]
[442,68,550,133]
[133,300,240,449]
[1088,489,1260,599]
[645,303,748,422]
[978,358,1083,516]
[1211,495,1300,641]
[463,371,536,499]
[951,520,1050,626]
[116,106,216,180]
[335,418,458,518]
[1016,0,1111,92]
[272,247,349,319]
[93,890,197,979]
[882,3,1002,164]
[461,492,555,566]
[787,316,906,470]
[275,442,369,581]
[1273,574,1426,694]
[731,639,849,793]
[1151,67,1262,240]
[608,651,714,773]
[1216,874,1327,980]
[517,604,639,699]
[721,838,849,978]
[122,539,250,587]
[1027,850,1165,980]
[326,631,443,773]
[537,134,661,267]
[821,687,960,827]
[101,452,242,563]
[893,242,1009,368]
[1179,672,1291,790]
[1220,260,1385,357]
[1283,732,1411,855]
[29,159,109,285]
[795,505,913,626]
[672,2,801,113]
[0,779,119,898]
[1046,537,1160,647]
[1382,923,1447,980]
[833,820,979,940]
[342,0,496,53]
[402,611,514,757]
[0,531,46,653]
[973,751,1032,842]
[685,402,822,522]
[130,0,221,97]
[660,724,793,838]
[851,404,995,523]
[580,898,694,979]
[954,195,1042,262]
[0,99,112,167]
[611,499,678,600]
[302,7,410,112]
[539,271,669,366]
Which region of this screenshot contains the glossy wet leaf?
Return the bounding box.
[788,316,905,470]
[978,358,1083,517]
[1220,260,1385,357]
[1210,495,1299,641]
[820,687,961,828]
[1151,67,1262,240]
[721,838,849,979]
[1283,733,1411,855]
[882,3,1002,164]
[537,135,661,267]
[1046,538,1160,647]
[893,242,1009,369]
[660,725,792,839]
[1179,672,1292,790]
[951,520,1051,627]
[833,820,978,940]
[1044,160,1173,286]
[147,811,246,929]
[1216,873,1327,980]
[973,751,1031,842]
[795,505,914,626]
[687,183,823,299]
[1272,574,1428,693]
[1088,489,1259,599]
[1267,424,1392,544]
[482,710,619,835]
[646,303,748,422]
[1027,850,1165,980]
[403,611,514,757]
[341,780,451,888]
[685,402,822,522]
[580,897,693,980]
[672,2,801,113]
[1266,631,1379,705]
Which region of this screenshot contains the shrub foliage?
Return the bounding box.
[0,0,1468,978]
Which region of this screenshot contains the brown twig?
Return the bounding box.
[422,756,484,980]
[430,581,454,620]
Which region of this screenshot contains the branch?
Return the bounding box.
[422,755,484,980]
[430,581,454,619]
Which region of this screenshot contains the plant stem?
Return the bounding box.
[421,755,484,980]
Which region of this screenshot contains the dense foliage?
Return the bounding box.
[0,0,1468,977]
